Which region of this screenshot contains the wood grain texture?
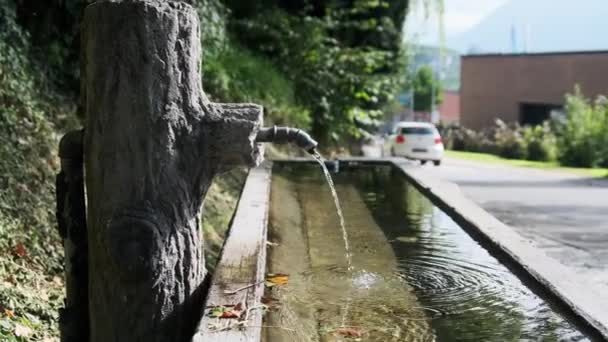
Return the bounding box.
[192,163,272,342]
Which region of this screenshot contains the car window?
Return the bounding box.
[400,127,434,135]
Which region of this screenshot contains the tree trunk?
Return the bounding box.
[81,1,263,341]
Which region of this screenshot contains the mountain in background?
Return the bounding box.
[449,0,608,54]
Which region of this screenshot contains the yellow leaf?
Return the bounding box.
[265,273,289,287]
[4,309,15,318]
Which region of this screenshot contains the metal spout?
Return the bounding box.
[256,126,318,154]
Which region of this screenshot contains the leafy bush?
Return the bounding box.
[203,42,311,129]
[440,119,558,162]
[557,87,608,167]
[493,120,527,160]
[522,123,558,161]
[225,2,408,142]
[439,123,497,154]
[0,2,81,340]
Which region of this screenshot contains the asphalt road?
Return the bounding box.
[421,157,608,287]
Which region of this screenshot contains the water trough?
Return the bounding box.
[192,158,608,342]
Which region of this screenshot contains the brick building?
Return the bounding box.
[460,51,608,130]
[439,90,460,123]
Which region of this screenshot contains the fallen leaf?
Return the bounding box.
[334,327,364,338]
[207,303,245,319]
[13,243,27,258]
[220,310,240,319]
[265,273,289,287]
[14,324,33,338]
[4,309,15,318]
[208,306,225,318]
[260,296,280,310]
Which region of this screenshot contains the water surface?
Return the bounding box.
[264,163,588,342]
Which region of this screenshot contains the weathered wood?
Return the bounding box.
[82,1,263,341]
[192,163,272,342]
[56,130,89,342]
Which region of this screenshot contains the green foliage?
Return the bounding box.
[406,44,460,91]
[439,119,558,162]
[442,87,608,167]
[198,0,229,53]
[558,87,608,167]
[224,0,409,143]
[9,0,84,96]
[201,169,247,272]
[522,123,558,162]
[493,120,527,160]
[0,218,64,342]
[412,65,442,112]
[203,42,311,129]
[0,1,80,339]
[0,0,73,270]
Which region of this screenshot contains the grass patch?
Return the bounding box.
[446,150,608,178]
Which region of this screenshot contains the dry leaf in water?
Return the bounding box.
[265,273,289,287]
[334,327,364,338]
[208,303,245,319]
[208,306,225,318]
[260,296,280,310]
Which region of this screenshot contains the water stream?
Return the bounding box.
[311,152,353,328]
[311,152,352,271]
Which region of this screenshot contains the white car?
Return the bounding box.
[384,122,444,165]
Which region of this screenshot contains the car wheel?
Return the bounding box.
[433,160,441,166]
[420,160,427,165]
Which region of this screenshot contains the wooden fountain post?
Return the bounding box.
[78,1,263,341]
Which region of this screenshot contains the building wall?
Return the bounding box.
[460,51,608,130]
[439,90,460,123]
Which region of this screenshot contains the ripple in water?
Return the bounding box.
[358,168,589,342]
[266,164,589,342]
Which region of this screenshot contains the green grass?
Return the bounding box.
[445,150,608,178]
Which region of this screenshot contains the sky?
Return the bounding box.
[405,0,608,53]
[404,0,509,46]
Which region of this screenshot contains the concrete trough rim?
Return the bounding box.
[273,157,608,341]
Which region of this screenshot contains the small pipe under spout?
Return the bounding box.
[256,126,318,154]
